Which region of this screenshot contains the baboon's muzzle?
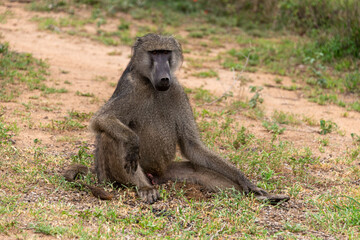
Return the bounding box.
[152,54,171,91]
[156,77,170,91]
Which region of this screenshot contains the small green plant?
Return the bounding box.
[71,144,93,166]
[230,100,249,110]
[192,70,218,78]
[186,57,204,69]
[248,86,263,108]
[284,222,306,233]
[344,72,360,94]
[262,120,285,135]
[0,122,11,144]
[192,88,215,103]
[351,133,360,145]
[302,115,317,126]
[68,110,93,121]
[43,118,85,131]
[40,85,68,94]
[272,110,301,125]
[233,126,253,149]
[118,20,130,30]
[76,91,95,97]
[261,167,276,181]
[319,119,337,135]
[288,183,302,198]
[319,137,329,146]
[29,223,66,236]
[0,10,12,23]
[274,78,283,84]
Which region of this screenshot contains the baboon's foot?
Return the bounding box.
[246,185,268,196]
[138,187,160,204]
[62,164,90,182]
[256,194,290,205]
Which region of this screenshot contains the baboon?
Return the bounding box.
[65,34,289,204]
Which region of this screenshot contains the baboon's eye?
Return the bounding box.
[150,50,171,55]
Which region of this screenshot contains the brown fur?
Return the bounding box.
[65,34,289,204]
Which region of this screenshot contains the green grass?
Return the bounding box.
[32,16,91,31]
[308,195,360,236]
[40,85,68,94]
[0,121,14,144]
[186,88,216,104]
[272,110,302,125]
[75,91,95,97]
[0,10,12,23]
[221,36,359,111]
[40,117,85,131]
[192,69,218,78]
[0,42,49,101]
[1,92,359,238]
[262,120,286,135]
[31,15,133,46]
[68,110,93,121]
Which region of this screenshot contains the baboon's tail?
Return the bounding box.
[62,164,113,200]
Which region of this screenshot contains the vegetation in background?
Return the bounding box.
[65,0,360,60]
[28,1,360,109]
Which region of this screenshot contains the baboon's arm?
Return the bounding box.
[177,119,266,195]
[90,107,140,174]
[90,114,138,145]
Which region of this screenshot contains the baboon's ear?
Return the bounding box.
[131,37,143,62]
[133,37,143,48]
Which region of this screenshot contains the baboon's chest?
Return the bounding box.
[130,107,177,173]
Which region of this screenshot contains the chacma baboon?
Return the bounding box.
[65,33,289,204]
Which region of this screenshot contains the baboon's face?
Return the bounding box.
[132,34,183,91]
[149,50,172,91]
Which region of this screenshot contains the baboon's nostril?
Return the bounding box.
[161,77,169,83]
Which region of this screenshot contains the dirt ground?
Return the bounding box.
[1,1,360,239]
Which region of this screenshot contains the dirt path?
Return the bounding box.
[1,2,359,158]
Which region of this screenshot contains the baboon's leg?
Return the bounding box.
[95,132,159,203]
[160,161,289,204]
[159,161,243,192]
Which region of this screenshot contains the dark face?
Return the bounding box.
[149,50,172,91]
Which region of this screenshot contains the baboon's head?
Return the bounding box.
[131,34,183,91]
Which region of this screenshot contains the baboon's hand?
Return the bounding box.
[124,145,139,175]
[238,177,290,204]
[138,187,160,204]
[238,178,268,196]
[256,194,290,205]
